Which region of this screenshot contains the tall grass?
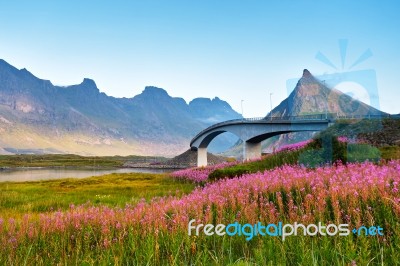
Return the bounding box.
[1,161,399,265]
[0,173,195,219]
[209,148,305,181]
[0,154,166,168]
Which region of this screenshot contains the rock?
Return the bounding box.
[163,149,229,168]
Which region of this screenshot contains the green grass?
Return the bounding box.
[379,145,400,160]
[5,229,397,265]
[1,145,399,264]
[0,172,195,219]
[320,117,400,147]
[1,171,399,265]
[210,149,303,181]
[211,136,398,181]
[0,154,167,168]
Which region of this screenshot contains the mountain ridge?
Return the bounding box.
[0,59,241,156]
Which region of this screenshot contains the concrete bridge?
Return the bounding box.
[190,115,333,166]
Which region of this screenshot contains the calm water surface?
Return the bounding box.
[0,168,173,182]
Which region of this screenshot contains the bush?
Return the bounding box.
[209,135,383,181]
[298,149,326,168]
[209,166,250,181]
[379,145,400,160]
[347,144,381,163]
[209,149,303,181]
[308,133,347,164]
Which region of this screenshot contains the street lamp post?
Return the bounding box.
[241,100,244,120]
[240,99,245,161]
[322,80,328,119]
[269,93,273,121]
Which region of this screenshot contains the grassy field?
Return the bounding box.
[380,145,400,160]
[0,142,399,265]
[210,141,400,182]
[0,173,195,219]
[0,161,398,265]
[0,154,167,168]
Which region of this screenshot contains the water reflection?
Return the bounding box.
[0,168,173,182]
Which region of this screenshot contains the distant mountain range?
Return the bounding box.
[0,59,241,156]
[0,60,389,157]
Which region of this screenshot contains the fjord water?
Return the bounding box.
[0,167,171,182]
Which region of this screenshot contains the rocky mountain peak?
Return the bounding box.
[298,69,320,87]
[0,59,21,77]
[269,69,385,118]
[19,68,37,79]
[143,86,169,96]
[0,59,12,69]
[74,78,100,94]
[81,78,97,87]
[302,69,312,77]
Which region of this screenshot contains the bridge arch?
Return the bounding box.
[190,117,331,166]
[196,130,237,149]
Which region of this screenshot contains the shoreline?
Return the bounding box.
[0,164,187,172]
[123,163,189,170]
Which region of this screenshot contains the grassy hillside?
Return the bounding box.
[0,122,399,265]
[0,154,167,168]
[211,135,399,181]
[322,117,400,146]
[0,172,195,219]
[1,161,399,265]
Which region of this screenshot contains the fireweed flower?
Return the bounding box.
[171,161,239,182]
[0,161,399,248]
[275,140,312,153]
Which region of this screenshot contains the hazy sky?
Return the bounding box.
[1,1,399,117]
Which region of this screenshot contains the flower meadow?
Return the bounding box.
[1,161,400,265]
[337,135,367,144]
[338,136,350,143]
[171,139,315,183]
[275,140,312,153]
[171,161,239,182]
[170,157,266,182]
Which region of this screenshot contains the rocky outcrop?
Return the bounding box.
[163,149,228,168]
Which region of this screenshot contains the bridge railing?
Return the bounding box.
[263,113,399,121]
[334,114,399,120]
[243,117,265,121]
[257,114,335,121]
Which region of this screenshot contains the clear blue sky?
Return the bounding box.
[0,1,399,116]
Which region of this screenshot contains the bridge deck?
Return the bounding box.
[190,113,399,147]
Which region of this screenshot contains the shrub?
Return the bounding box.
[298,149,326,168]
[209,149,304,181]
[347,143,381,163]
[307,133,347,164]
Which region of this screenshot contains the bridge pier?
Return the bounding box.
[197,147,208,167]
[244,142,261,161]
